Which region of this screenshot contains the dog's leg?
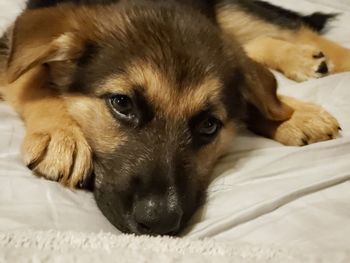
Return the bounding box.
[237,56,340,146]
[246,95,340,146]
[295,28,350,73]
[243,36,332,82]
[0,67,93,188]
[216,1,350,81]
[244,28,350,82]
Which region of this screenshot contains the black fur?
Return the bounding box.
[76,42,99,67]
[26,0,118,9]
[26,0,337,32]
[26,0,218,21]
[302,12,338,32]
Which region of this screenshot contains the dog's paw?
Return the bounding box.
[274,97,340,146]
[282,45,333,82]
[22,125,93,188]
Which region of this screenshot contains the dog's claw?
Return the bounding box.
[313,52,325,59]
[302,138,309,146]
[316,61,329,74]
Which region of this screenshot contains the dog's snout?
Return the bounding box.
[133,194,183,235]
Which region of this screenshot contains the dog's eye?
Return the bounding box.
[108,95,134,119]
[197,117,221,137]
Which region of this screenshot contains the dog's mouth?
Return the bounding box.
[125,215,182,236]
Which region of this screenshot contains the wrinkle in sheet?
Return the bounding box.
[190,173,350,238]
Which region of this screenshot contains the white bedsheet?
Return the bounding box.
[0,0,349,257]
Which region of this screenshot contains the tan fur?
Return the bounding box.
[294,28,350,73]
[244,36,332,82]
[0,66,92,188]
[100,62,226,120]
[242,28,350,81]
[6,6,133,84]
[64,94,127,155]
[216,6,291,44]
[196,121,236,183]
[274,96,340,145]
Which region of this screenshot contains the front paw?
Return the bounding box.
[22,125,93,188]
[274,97,340,146]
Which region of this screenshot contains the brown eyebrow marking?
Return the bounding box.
[93,60,227,121]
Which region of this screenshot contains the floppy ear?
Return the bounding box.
[7,8,85,84]
[240,58,293,122]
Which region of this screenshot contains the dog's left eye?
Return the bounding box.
[197,117,221,137]
[108,95,135,119]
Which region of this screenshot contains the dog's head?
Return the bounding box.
[8,1,291,235]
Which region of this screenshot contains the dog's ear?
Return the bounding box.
[7,9,85,84]
[240,58,293,122]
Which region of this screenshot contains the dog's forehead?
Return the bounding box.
[96,61,226,118]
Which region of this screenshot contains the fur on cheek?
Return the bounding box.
[64,95,127,154]
[196,121,236,181]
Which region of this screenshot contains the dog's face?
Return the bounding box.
[67,64,237,234]
[64,4,240,235]
[8,1,290,235]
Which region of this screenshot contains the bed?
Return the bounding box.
[1,0,350,261]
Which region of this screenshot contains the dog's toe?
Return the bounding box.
[22,125,93,188]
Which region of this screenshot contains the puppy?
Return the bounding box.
[0,0,346,235]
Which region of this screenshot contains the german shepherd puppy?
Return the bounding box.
[0,0,347,235]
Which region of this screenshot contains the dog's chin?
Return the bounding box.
[125,218,181,236]
[92,189,125,231]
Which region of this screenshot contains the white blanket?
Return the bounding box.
[1,0,350,262]
[1,230,350,263]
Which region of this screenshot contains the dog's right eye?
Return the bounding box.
[107,95,135,121]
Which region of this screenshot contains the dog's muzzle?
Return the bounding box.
[130,191,183,235]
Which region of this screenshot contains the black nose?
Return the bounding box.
[133,195,182,235]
